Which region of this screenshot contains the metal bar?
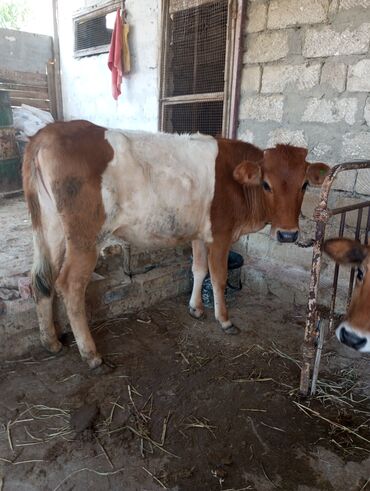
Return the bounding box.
[328,212,346,333]
[310,318,325,396]
[161,92,224,104]
[300,160,370,396]
[329,200,370,217]
[365,206,370,246]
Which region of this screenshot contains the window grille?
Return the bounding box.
[160,0,245,138]
[73,1,122,58]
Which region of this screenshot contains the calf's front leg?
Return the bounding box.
[189,239,208,319]
[208,240,240,335]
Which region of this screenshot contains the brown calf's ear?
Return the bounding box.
[306,163,330,186]
[324,238,368,265]
[233,160,261,186]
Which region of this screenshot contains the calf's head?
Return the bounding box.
[324,238,370,352]
[233,145,330,243]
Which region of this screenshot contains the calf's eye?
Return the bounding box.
[357,268,364,281]
[262,181,272,192]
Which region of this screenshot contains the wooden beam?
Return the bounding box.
[6,89,49,100]
[52,0,64,120]
[0,83,48,94]
[47,61,57,119]
[0,68,47,86]
[10,98,51,110]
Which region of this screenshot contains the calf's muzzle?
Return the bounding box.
[337,324,367,351]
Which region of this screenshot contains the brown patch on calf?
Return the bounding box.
[53,176,83,212]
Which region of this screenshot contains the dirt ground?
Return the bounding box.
[0,287,369,491]
[0,196,32,283]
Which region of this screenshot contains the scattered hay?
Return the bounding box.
[98,386,177,459]
[0,457,45,466]
[183,416,217,439]
[293,401,370,446]
[142,466,167,489]
[4,404,72,452]
[52,466,125,491]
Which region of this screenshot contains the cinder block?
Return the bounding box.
[347,60,370,92]
[238,128,255,144]
[268,0,329,29]
[364,97,370,125]
[244,30,289,63]
[303,24,370,57]
[241,65,261,93]
[342,132,370,159]
[267,128,307,147]
[339,0,370,9]
[321,62,347,92]
[246,1,267,33]
[355,169,370,195]
[302,98,358,125]
[246,232,271,258]
[240,95,284,122]
[301,189,321,219]
[261,63,321,93]
[331,172,357,193]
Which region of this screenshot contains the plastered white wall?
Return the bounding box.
[57,0,160,131]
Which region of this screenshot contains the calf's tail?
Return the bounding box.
[22,141,53,300]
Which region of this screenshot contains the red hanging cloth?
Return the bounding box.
[108,8,123,100]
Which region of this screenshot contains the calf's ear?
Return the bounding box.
[324,238,368,265]
[306,163,330,186]
[233,160,261,186]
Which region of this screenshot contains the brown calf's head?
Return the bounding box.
[324,238,370,353]
[233,145,330,243]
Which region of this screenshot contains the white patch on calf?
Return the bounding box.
[102,130,218,248]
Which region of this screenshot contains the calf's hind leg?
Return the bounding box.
[56,246,101,368]
[31,228,63,354]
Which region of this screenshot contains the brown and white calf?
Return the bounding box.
[23,120,329,368]
[324,238,370,352]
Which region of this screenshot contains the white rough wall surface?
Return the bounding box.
[57,0,160,131]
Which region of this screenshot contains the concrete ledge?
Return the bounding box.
[0,256,192,360]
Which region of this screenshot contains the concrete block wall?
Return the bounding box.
[238,0,370,270]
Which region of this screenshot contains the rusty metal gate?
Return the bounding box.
[300,161,370,396]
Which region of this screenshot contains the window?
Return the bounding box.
[73,1,122,58]
[160,0,245,137]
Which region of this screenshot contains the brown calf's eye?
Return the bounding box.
[302,181,309,192]
[262,181,272,192]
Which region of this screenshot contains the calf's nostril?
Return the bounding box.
[277,230,299,243]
